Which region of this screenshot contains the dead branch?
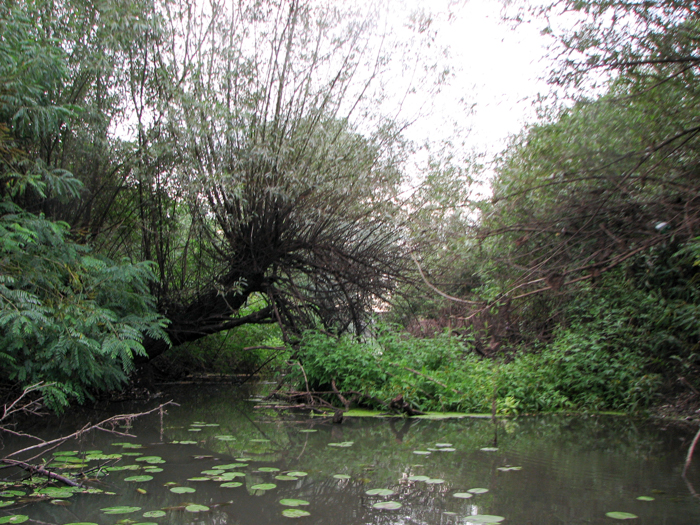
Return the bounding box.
[1,458,80,487]
[5,401,178,464]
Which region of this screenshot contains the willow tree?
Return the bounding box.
[21,0,442,359]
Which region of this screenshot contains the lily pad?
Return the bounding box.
[438,447,456,452]
[218,463,246,469]
[275,475,299,481]
[124,475,154,482]
[236,457,253,461]
[187,477,212,482]
[468,488,489,494]
[480,447,498,452]
[0,502,13,508]
[365,488,395,496]
[413,451,431,455]
[143,511,167,517]
[333,474,351,480]
[280,499,310,506]
[0,517,28,524]
[282,509,311,518]
[408,475,430,481]
[636,496,654,501]
[0,492,24,498]
[201,469,225,475]
[286,471,308,477]
[221,471,246,479]
[169,486,195,494]
[425,478,445,484]
[258,467,280,472]
[435,443,453,447]
[250,483,277,490]
[143,467,163,473]
[299,429,317,433]
[327,442,354,447]
[221,482,243,488]
[101,506,141,514]
[606,512,638,520]
[372,501,402,509]
[185,504,209,512]
[497,466,522,471]
[467,516,505,523]
[453,492,473,499]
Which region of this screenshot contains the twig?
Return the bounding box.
[683,424,700,477]
[5,401,178,462]
[1,458,81,487]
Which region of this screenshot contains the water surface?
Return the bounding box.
[2,384,699,525]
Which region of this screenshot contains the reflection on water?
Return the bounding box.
[2,384,700,525]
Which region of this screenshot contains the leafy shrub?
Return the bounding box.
[0,204,169,410]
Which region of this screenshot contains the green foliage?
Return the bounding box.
[0,204,169,410]
[0,1,169,411]
[293,322,661,414]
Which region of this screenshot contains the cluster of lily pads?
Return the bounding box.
[0,420,660,524]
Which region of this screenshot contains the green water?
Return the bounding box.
[2,384,699,524]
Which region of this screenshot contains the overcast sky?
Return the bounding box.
[397,0,555,165]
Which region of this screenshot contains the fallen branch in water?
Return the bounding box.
[1,458,80,487]
[2,400,178,486]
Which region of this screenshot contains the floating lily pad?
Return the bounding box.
[201,469,225,475]
[413,451,431,455]
[0,517,28,524]
[186,504,209,512]
[606,512,638,520]
[467,515,505,523]
[0,502,13,508]
[282,509,311,518]
[215,436,235,441]
[373,501,402,510]
[187,477,212,482]
[468,488,489,494]
[187,428,202,432]
[0,491,25,498]
[453,492,473,499]
[408,475,430,481]
[275,475,299,481]
[480,447,498,452]
[143,467,163,473]
[438,447,456,452]
[286,471,308,477]
[258,467,280,472]
[636,496,654,501]
[53,451,78,456]
[333,474,351,480]
[143,510,166,517]
[497,466,522,471]
[221,482,243,488]
[425,478,445,484]
[169,487,195,494]
[365,488,395,496]
[125,475,154,482]
[299,429,317,433]
[220,471,246,479]
[101,506,141,514]
[250,483,277,490]
[218,463,246,469]
[251,439,270,443]
[435,443,453,447]
[279,499,310,506]
[236,457,252,461]
[50,499,71,506]
[327,442,354,447]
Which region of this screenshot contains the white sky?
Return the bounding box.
[398,0,555,164]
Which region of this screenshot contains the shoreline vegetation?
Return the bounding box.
[1,0,699,426]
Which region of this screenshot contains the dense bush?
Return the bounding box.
[292,320,661,414]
